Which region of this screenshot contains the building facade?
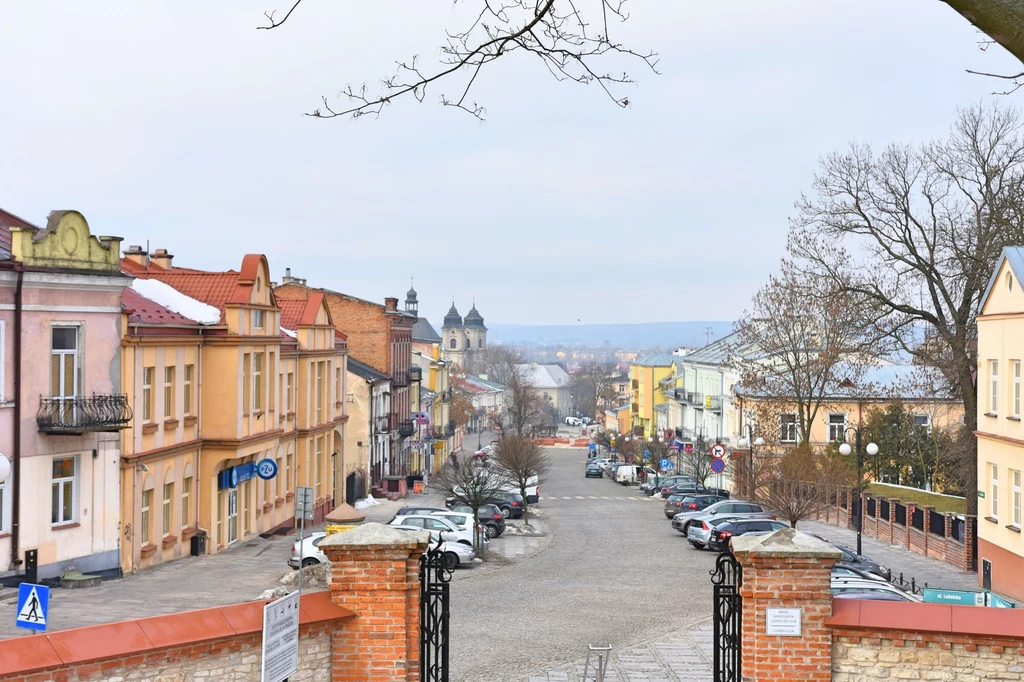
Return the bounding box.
[977,247,1024,600]
[344,359,390,504]
[0,210,131,579]
[517,362,573,419]
[440,301,487,370]
[628,353,674,438]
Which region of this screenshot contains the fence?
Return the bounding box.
[814,486,976,573]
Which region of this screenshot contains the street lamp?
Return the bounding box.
[739,425,764,501]
[839,427,879,556]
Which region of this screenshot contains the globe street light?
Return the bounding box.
[839,428,879,556]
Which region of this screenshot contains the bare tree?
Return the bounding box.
[494,434,550,526]
[570,360,620,417]
[476,345,527,386]
[737,261,877,442]
[429,451,512,551]
[789,104,1024,515]
[259,0,658,120]
[762,444,854,529]
[680,436,714,485]
[504,367,542,435]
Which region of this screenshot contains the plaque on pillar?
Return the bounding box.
[765,607,802,636]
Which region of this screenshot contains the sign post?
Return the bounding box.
[261,590,300,682]
[294,486,315,607]
[15,583,49,632]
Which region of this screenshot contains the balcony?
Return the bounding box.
[672,390,723,411]
[375,414,394,434]
[409,366,422,383]
[445,421,456,437]
[392,371,410,388]
[37,395,133,435]
[397,420,416,438]
[631,379,639,389]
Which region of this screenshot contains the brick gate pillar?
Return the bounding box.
[732,528,842,682]
[321,522,429,682]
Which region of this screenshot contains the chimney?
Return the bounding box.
[385,297,398,311]
[280,267,306,286]
[150,248,174,269]
[123,245,149,266]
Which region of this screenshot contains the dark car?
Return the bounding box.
[449,503,506,537]
[446,492,525,519]
[645,475,695,496]
[708,519,789,552]
[810,535,891,581]
[663,494,725,519]
[662,483,730,499]
[586,463,603,478]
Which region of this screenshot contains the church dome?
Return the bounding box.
[464,304,485,328]
[443,303,463,328]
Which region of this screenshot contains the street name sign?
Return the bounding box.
[765,607,801,636]
[261,590,300,682]
[922,588,985,606]
[16,583,49,632]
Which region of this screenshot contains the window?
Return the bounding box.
[0,319,6,403]
[216,490,224,546]
[1015,361,1022,419]
[163,366,175,418]
[242,480,251,535]
[0,473,6,534]
[243,354,251,411]
[162,483,173,536]
[991,360,1000,414]
[478,338,483,349]
[286,372,294,412]
[335,367,342,404]
[141,489,152,545]
[51,457,76,525]
[1014,470,1022,528]
[913,414,931,433]
[828,414,846,442]
[253,353,263,411]
[315,437,323,499]
[779,414,797,443]
[50,326,78,401]
[286,453,293,492]
[253,309,264,329]
[992,463,1000,519]
[184,365,194,416]
[182,477,191,528]
[449,338,456,349]
[316,362,324,423]
[143,367,154,422]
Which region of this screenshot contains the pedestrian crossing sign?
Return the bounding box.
[16,583,49,631]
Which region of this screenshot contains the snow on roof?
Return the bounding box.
[516,363,571,388]
[130,278,221,325]
[280,327,297,339]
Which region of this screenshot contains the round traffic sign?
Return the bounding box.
[711,443,727,459]
[710,457,726,473]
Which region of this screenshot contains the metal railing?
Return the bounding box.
[445,421,456,437]
[398,420,416,438]
[409,366,422,382]
[37,395,133,434]
[392,371,410,388]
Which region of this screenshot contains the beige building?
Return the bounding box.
[977,247,1024,600]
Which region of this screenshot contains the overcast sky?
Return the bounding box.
[1,1,1019,326]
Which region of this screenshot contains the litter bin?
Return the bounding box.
[190,530,208,557]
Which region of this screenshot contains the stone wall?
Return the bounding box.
[833,631,1024,681]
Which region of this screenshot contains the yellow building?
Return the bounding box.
[119,249,346,572]
[977,247,1024,599]
[628,353,675,437]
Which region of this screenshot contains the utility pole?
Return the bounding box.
[704,327,713,346]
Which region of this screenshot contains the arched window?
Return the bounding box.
[464,337,470,349]
[449,338,456,349]
[478,338,483,349]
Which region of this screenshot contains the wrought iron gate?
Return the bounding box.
[420,541,453,682]
[711,552,742,682]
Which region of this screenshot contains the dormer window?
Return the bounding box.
[253,310,264,329]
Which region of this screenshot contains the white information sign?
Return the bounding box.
[261,590,300,682]
[765,607,802,637]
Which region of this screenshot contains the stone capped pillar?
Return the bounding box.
[732,528,842,682]
[321,522,430,682]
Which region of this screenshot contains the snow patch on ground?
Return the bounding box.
[353,495,382,510]
[131,278,221,324]
[502,524,546,537]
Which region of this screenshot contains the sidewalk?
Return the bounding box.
[523,620,714,682]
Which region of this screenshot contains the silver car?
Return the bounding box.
[685,515,738,549]
[672,500,774,535]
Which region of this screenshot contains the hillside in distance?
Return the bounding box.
[488,321,735,349]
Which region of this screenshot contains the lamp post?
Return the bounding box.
[739,424,764,501]
[839,427,879,556]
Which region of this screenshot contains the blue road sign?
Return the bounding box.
[660,458,671,469]
[16,583,50,631]
[987,592,1016,608]
[588,443,597,451]
[710,458,727,474]
[256,458,279,480]
[643,449,651,460]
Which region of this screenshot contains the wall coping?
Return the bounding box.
[319,521,429,548]
[732,528,843,559]
[826,598,1024,639]
[0,591,352,676]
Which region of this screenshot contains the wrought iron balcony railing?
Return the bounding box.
[392,371,410,388]
[37,395,133,434]
[409,366,422,382]
[398,420,416,438]
[445,420,456,437]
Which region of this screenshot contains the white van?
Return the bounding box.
[615,465,640,485]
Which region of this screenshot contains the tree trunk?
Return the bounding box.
[941,0,1024,66]
[520,484,530,526]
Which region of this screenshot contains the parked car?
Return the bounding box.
[685,515,740,549]
[388,514,488,549]
[446,492,525,519]
[672,500,775,536]
[288,532,328,569]
[586,463,604,478]
[663,494,725,520]
[708,519,789,552]
[810,534,891,581]
[660,482,710,498]
[615,464,644,485]
[832,565,888,582]
[449,503,507,535]
[589,458,611,469]
[390,505,450,522]
[831,576,920,602]
[391,527,476,569]
[566,416,583,426]
[644,475,696,496]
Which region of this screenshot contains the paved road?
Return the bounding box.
[449,447,718,682]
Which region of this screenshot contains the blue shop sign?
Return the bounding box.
[218,462,257,490]
[256,458,278,480]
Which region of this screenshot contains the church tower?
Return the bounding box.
[441,302,465,365]
[404,279,418,318]
[463,302,487,354]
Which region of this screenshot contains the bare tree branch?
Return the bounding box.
[258,0,303,30]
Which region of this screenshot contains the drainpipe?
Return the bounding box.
[10,264,23,571]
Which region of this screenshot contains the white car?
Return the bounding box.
[830,577,921,602]
[288,532,328,569]
[391,527,477,569]
[389,514,489,550]
[565,417,582,426]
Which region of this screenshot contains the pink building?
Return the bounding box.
[0,209,131,580]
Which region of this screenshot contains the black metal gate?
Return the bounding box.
[711,552,742,682]
[420,541,453,682]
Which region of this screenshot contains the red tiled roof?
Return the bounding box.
[0,207,40,260]
[280,291,333,331]
[122,257,264,325]
[121,288,200,326]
